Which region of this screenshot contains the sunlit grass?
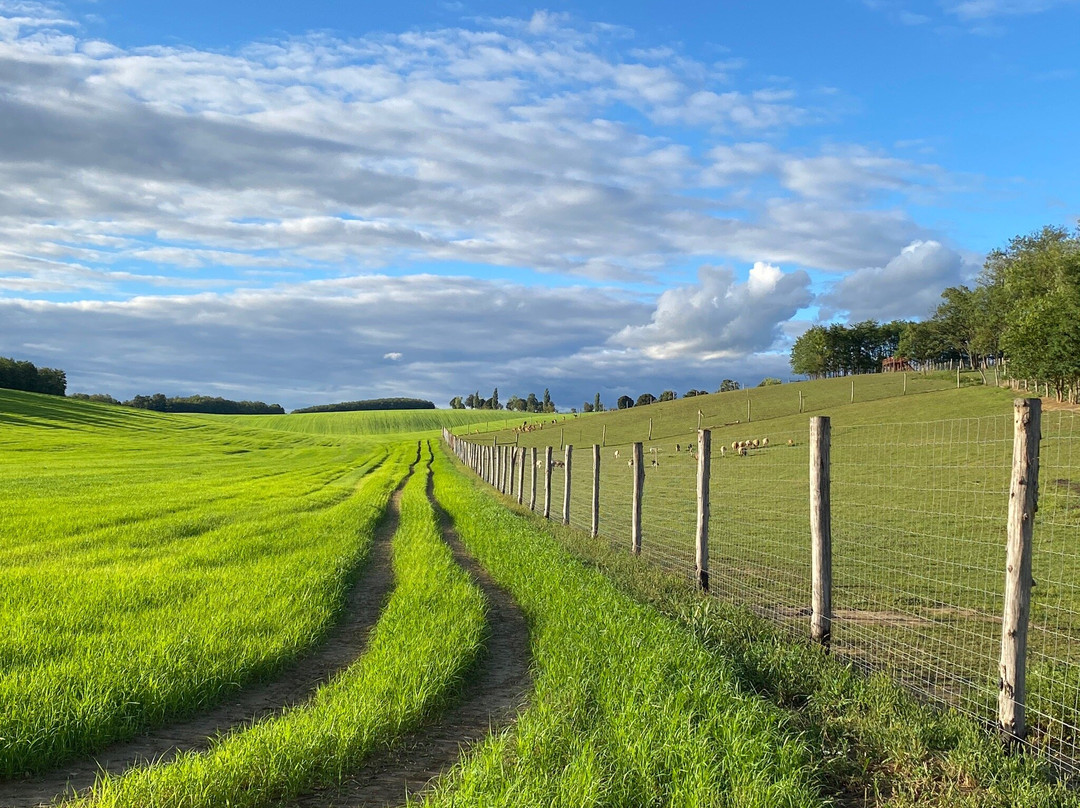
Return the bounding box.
[81,442,487,808]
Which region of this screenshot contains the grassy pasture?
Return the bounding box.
[84,443,488,808]
[0,390,412,776]
[470,378,1080,766]
[218,407,569,438]
[427,446,827,807]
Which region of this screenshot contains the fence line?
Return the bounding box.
[441,400,1080,776]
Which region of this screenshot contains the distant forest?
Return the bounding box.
[293,397,436,414]
[0,356,67,396]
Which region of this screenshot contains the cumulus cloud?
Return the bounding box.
[613,262,813,360]
[819,240,980,321]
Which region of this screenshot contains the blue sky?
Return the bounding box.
[0,0,1076,409]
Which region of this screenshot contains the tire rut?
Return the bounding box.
[291,468,532,808]
[0,474,410,808]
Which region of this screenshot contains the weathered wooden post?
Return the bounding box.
[504,446,511,493]
[799,389,804,413]
[591,444,600,538]
[696,428,711,592]
[903,372,908,395]
[543,446,553,519]
[602,424,607,447]
[648,417,653,440]
[562,445,572,525]
[999,398,1041,748]
[747,397,751,422]
[509,447,516,496]
[517,447,525,505]
[850,379,854,404]
[529,447,538,511]
[631,441,644,555]
[810,416,832,649]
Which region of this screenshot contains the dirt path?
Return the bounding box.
[0,482,406,808]
[291,471,532,808]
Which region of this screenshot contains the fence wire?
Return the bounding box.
[448,405,1080,776]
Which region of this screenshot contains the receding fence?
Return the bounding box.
[442,399,1080,776]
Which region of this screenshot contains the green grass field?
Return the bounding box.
[219,407,569,438]
[460,375,1080,770]
[3,384,1078,806]
[0,390,411,775]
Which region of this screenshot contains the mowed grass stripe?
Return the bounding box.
[78,441,487,808]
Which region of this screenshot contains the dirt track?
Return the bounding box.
[290,471,532,808]
[0,487,403,808]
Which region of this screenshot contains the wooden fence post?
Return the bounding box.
[602,424,607,447]
[747,397,751,422]
[696,429,711,592]
[543,446,553,519]
[999,398,1041,748]
[591,444,600,538]
[799,389,804,413]
[563,445,572,525]
[509,447,516,496]
[903,372,908,395]
[503,446,511,493]
[517,447,525,505]
[631,441,644,555]
[850,379,854,404]
[810,416,832,649]
[529,447,538,511]
[648,417,653,440]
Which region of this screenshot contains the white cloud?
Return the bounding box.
[383,352,403,360]
[613,262,813,360]
[820,240,980,321]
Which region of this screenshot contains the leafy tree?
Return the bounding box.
[582,401,594,413]
[506,395,526,412]
[525,392,541,413]
[636,392,657,406]
[683,389,708,397]
[658,390,676,402]
[717,379,741,392]
[594,392,604,412]
[617,395,634,409]
[449,396,465,409]
[757,377,783,386]
[790,326,829,378]
[491,387,501,410]
[542,388,555,413]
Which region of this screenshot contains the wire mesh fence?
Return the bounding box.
[444,404,1080,776]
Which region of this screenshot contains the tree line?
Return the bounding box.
[125,394,285,414]
[791,224,1080,401]
[0,356,67,396]
[293,397,435,414]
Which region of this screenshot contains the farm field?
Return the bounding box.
[0,390,411,777]
[459,376,1080,772]
[3,384,1078,807]
[219,407,569,438]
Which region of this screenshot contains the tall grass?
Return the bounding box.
[0,391,409,775]
[217,408,565,437]
[82,442,487,808]
[425,446,825,808]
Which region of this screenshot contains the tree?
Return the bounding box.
[932,286,980,369]
[506,395,526,412]
[683,388,708,397]
[617,395,634,409]
[757,377,783,386]
[594,392,603,412]
[658,390,676,402]
[582,401,594,413]
[717,379,741,392]
[491,387,501,410]
[449,396,465,409]
[542,388,555,413]
[635,392,657,406]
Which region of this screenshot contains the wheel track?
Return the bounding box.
[290,464,532,808]
[0,455,415,808]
